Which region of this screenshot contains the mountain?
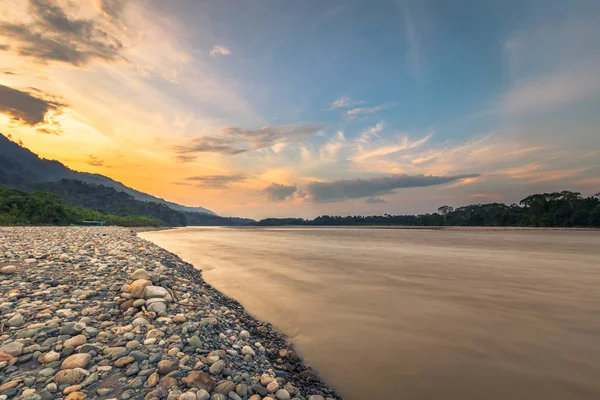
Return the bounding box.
[0,133,215,215]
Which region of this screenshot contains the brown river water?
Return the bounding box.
[140,227,600,400]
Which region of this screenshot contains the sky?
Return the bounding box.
[0,0,599,219]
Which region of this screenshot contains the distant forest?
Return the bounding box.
[255,191,600,228]
[0,188,162,227]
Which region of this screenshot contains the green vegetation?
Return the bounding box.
[255,191,600,227]
[0,188,162,227]
[33,179,187,226]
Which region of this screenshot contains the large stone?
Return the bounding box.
[7,313,24,327]
[38,351,61,364]
[159,376,178,389]
[0,380,22,393]
[65,392,87,400]
[266,381,279,393]
[181,371,214,391]
[130,279,152,299]
[241,346,255,357]
[260,374,274,386]
[0,352,16,362]
[213,381,235,395]
[147,301,167,314]
[275,389,291,400]
[0,265,16,274]
[129,268,151,280]
[61,353,91,370]
[209,360,225,375]
[0,342,24,357]
[157,359,179,375]
[144,286,168,299]
[64,335,86,348]
[114,356,135,368]
[54,369,87,385]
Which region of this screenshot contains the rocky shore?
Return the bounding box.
[0,227,341,400]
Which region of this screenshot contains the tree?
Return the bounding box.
[437,205,453,223]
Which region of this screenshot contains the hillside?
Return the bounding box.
[0,188,162,226]
[0,133,215,215]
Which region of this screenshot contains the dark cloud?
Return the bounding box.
[263,183,298,202]
[365,196,386,204]
[0,0,126,66]
[0,44,10,51]
[99,0,128,21]
[0,83,66,127]
[175,124,323,158]
[0,68,17,75]
[306,174,480,203]
[185,174,247,189]
[87,155,105,167]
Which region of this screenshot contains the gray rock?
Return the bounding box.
[144,286,168,299]
[196,389,210,400]
[0,342,24,357]
[7,313,24,327]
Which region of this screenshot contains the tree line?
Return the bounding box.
[0,188,162,227]
[255,191,600,227]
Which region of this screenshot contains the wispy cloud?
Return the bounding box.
[175,124,323,160]
[346,105,384,119]
[501,64,600,115]
[0,0,127,66]
[263,183,298,202]
[331,96,364,109]
[209,45,232,57]
[399,0,420,76]
[185,173,247,188]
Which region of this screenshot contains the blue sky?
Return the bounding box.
[0,0,599,217]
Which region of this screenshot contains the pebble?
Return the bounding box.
[0,227,340,400]
[0,265,16,274]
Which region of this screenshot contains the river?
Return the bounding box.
[140,227,600,400]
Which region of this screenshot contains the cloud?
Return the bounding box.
[365,196,386,204]
[0,68,17,75]
[185,174,247,188]
[210,45,232,57]
[0,0,126,66]
[501,65,600,115]
[98,0,128,21]
[175,124,323,159]
[87,155,105,167]
[331,96,351,108]
[331,96,365,109]
[346,105,384,119]
[0,84,66,128]
[305,173,480,203]
[399,1,421,75]
[355,133,432,162]
[263,183,298,202]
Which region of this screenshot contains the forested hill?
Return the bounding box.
[0,188,162,227]
[0,134,256,226]
[255,191,600,227]
[0,133,214,215]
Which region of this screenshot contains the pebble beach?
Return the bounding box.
[0,227,341,400]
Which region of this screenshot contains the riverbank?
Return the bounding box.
[0,227,340,400]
